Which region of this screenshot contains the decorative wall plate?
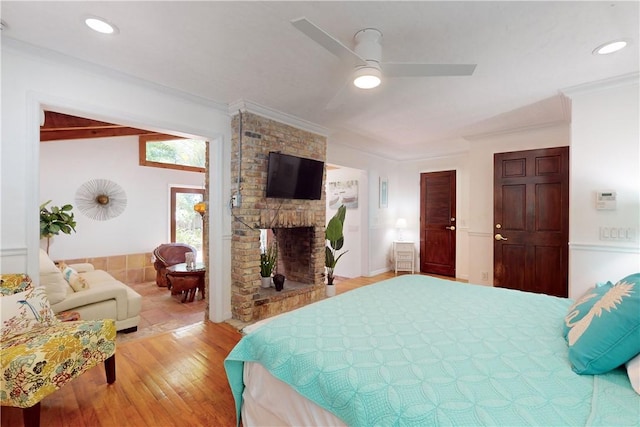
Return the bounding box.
[75,179,127,221]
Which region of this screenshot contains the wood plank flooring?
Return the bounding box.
[0,271,420,427]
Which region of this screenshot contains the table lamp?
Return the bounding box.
[395,218,407,241]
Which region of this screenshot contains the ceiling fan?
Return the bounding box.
[291,17,476,107]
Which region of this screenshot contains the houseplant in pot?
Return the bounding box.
[259,243,278,288]
[325,204,347,297]
[40,200,77,254]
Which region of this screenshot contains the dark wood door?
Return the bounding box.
[493,147,569,297]
[420,171,456,277]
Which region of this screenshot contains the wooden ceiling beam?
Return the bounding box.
[40,111,175,142]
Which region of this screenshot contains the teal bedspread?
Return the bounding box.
[225,275,640,426]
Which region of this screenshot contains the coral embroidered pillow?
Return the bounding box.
[563,281,613,339]
[567,273,640,374]
[1,285,57,341]
[59,263,90,292]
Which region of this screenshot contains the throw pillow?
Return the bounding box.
[58,262,90,292]
[626,354,640,395]
[39,249,70,304]
[0,274,33,295]
[1,285,58,341]
[39,248,60,275]
[568,273,640,374]
[563,281,613,339]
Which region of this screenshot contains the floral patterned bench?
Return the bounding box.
[0,274,116,427]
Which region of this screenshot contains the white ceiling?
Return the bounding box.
[2,1,638,160]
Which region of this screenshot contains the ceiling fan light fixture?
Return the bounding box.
[84,16,118,35]
[353,66,382,89]
[593,40,627,55]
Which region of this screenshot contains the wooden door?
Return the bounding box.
[493,147,569,297]
[420,171,456,277]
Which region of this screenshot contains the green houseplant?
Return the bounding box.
[325,204,348,289]
[40,200,77,254]
[260,243,278,288]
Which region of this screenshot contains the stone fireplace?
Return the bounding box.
[230,112,327,322]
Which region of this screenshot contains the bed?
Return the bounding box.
[225,274,640,426]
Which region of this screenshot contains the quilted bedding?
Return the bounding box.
[225,275,640,426]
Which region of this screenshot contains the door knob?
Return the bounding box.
[446,226,456,231]
[494,233,508,241]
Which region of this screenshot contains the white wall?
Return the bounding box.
[1,40,232,321]
[3,38,637,320]
[326,142,399,275]
[40,135,204,260]
[564,75,640,297]
[326,166,366,278]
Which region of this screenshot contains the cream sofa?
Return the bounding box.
[39,249,142,332]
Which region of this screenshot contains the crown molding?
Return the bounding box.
[229,99,329,137]
[463,120,568,142]
[3,37,228,114]
[561,72,640,97]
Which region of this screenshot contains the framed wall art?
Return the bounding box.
[328,180,359,209]
[379,177,388,208]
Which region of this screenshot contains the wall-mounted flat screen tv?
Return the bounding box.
[266,152,324,200]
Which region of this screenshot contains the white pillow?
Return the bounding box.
[626,354,640,395]
[39,249,71,304]
[59,263,90,292]
[39,248,60,274]
[1,285,57,340]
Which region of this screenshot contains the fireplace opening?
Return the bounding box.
[261,227,315,285]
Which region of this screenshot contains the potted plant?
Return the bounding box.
[40,200,77,254]
[325,204,348,296]
[260,243,278,288]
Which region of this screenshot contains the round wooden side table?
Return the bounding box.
[166,262,205,303]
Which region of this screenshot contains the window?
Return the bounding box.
[171,187,205,258]
[139,135,206,172]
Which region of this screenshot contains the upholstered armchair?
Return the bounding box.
[1,274,116,427]
[153,243,197,287]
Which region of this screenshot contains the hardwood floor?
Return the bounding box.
[1,271,416,427]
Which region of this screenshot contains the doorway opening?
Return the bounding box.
[171,187,205,260]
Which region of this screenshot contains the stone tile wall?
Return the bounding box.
[57,252,155,284]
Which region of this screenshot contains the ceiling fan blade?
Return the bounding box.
[382,63,476,77]
[324,77,355,110]
[291,17,366,67]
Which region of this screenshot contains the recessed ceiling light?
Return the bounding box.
[593,40,628,55]
[84,16,118,35]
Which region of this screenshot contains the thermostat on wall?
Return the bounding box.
[596,190,616,210]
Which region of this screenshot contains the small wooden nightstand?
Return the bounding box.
[393,241,415,274]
